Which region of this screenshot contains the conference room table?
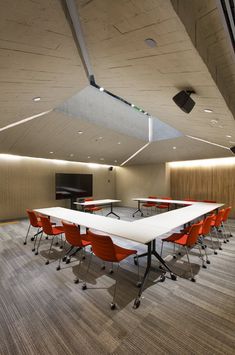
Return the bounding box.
[74,199,121,219]
[132,197,195,217]
[35,201,223,308]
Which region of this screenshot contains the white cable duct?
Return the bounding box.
[65,0,93,78]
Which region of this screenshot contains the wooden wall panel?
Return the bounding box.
[0,156,116,221]
[170,164,235,217]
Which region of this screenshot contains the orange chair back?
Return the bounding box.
[213,209,225,228]
[62,221,83,247]
[222,207,231,222]
[88,231,117,262]
[39,215,53,235]
[149,196,157,199]
[186,221,203,247]
[84,197,95,208]
[26,209,40,228]
[201,214,215,235]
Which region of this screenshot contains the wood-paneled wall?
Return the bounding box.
[170,164,235,217]
[0,156,116,221]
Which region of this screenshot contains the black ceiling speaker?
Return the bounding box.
[172,90,195,113]
[230,146,235,154]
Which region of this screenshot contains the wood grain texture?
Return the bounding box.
[0,208,235,354]
[170,164,235,217]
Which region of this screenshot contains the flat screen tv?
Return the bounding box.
[55,173,93,200]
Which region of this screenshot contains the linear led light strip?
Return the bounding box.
[186,135,230,150]
[120,117,153,166]
[0,110,52,132]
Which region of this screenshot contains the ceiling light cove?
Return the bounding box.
[226,135,232,138]
[77,131,83,134]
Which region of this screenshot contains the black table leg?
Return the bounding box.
[133,200,144,217]
[106,203,120,219]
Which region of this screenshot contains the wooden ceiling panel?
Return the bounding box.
[76,0,235,154]
[0,0,88,128]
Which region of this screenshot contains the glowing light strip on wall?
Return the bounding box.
[169,156,235,168]
[0,110,52,132]
[0,154,116,168]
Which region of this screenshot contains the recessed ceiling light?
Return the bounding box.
[173,146,176,150]
[117,142,121,145]
[210,119,218,124]
[114,160,118,163]
[131,104,135,107]
[226,135,232,138]
[144,38,157,48]
[33,97,41,102]
[78,131,83,134]
[87,156,91,159]
[70,153,74,157]
[98,136,103,140]
[49,151,54,154]
[204,109,213,113]
[100,158,104,161]
[99,87,104,92]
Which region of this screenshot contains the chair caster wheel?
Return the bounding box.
[82,256,86,260]
[178,252,182,256]
[101,265,105,270]
[55,242,59,246]
[223,241,227,243]
[219,247,222,250]
[56,266,60,271]
[59,246,63,249]
[46,237,48,240]
[66,259,70,264]
[206,260,210,264]
[45,260,49,265]
[160,275,165,282]
[191,278,196,282]
[32,248,35,252]
[202,265,207,269]
[82,284,87,290]
[133,298,140,309]
[173,255,177,259]
[110,303,116,310]
[35,252,38,256]
[226,239,229,242]
[136,281,142,288]
[134,258,138,266]
[23,242,27,245]
[62,256,67,262]
[74,279,79,284]
[109,269,114,274]
[171,273,177,281]
[214,251,218,255]
[31,237,35,241]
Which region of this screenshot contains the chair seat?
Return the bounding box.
[114,245,137,262]
[52,226,64,235]
[157,204,169,209]
[162,232,185,242]
[85,206,102,212]
[143,203,156,207]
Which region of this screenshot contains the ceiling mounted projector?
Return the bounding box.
[172,90,195,113]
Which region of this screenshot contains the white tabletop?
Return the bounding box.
[74,199,121,206]
[133,198,195,205]
[35,202,223,245]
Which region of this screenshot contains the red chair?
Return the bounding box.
[84,198,103,214]
[36,215,64,264]
[160,221,204,282]
[57,221,91,283]
[202,200,216,203]
[24,209,43,245]
[156,197,171,212]
[210,209,226,247]
[221,207,233,241]
[82,231,140,309]
[142,196,157,215]
[198,215,215,258]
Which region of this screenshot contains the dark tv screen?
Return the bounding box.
[55,173,93,200]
